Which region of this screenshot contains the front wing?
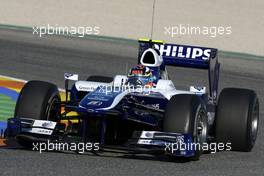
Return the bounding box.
[6,117,196,157]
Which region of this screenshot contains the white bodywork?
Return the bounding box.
[75,81,109,92]
[69,48,206,110]
[74,76,196,99]
[139,48,163,67]
[74,76,202,110]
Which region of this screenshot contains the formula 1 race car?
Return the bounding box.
[5,39,259,160]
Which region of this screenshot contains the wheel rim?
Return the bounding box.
[46,96,61,121]
[250,100,259,145]
[196,108,207,144]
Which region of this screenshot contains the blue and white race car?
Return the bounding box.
[5,39,259,160]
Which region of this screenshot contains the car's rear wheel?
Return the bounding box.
[163,94,208,161]
[215,88,259,151]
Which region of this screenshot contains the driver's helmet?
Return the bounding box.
[127,65,157,87]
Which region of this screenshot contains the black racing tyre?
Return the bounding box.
[86,75,113,83]
[163,94,208,161]
[215,88,259,152]
[15,80,61,121]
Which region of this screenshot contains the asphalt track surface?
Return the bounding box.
[0,29,263,176]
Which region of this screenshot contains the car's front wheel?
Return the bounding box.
[215,88,259,152]
[163,94,208,160]
[15,80,61,121]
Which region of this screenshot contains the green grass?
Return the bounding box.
[0,94,12,101]
[0,94,16,121]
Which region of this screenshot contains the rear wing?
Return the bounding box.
[138,39,220,103]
